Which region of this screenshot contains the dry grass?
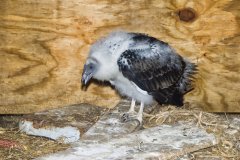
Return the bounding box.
[0,115,70,160]
[0,127,70,160]
[0,103,239,160]
[143,103,240,159]
[0,128,69,160]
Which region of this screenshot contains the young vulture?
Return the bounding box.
[82,31,197,124]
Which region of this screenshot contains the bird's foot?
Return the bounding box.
[120,112,143,129]
[120,111,137,123]
[120,100,144,131]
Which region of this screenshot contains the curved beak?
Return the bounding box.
[81,66,93,86]
[82,72,93,86]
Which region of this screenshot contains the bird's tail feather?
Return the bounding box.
[153,60,197,107]
[152,88,184,107]
[178,60,197,94]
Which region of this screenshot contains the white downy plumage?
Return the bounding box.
[82,31,196,124]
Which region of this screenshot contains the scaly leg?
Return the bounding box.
[121,99,136,122]
[136,102,144,124]
[128,99,136,113]
[121,100,144,127]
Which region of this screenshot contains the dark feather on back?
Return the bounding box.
[117,33,197,106]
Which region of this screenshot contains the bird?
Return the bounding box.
[82,31,197,125]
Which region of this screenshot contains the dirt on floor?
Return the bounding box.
[0,115,70,160]
[0,103,239,160]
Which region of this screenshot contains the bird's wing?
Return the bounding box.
[117,37,185,95]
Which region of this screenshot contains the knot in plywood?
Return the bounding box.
[177,8,197,22]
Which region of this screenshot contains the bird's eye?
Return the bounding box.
[89,65,93,70]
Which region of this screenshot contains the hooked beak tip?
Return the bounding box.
[81,72,93,86]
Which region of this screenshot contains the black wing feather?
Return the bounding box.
[117,34,187,106]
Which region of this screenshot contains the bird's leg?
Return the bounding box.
[136,102,144,124]
[128,99,136,113]
[121,100,144,127]
[121,99,136,122]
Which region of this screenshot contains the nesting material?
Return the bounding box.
[36,102,217,160]
[81,101,158,142]
[19,121,80,143]
[0,101,239,159]
[37,123,217,160]
[19,104,105,143]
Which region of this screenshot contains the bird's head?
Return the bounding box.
[81,32,126,87]
[81,58,99,86]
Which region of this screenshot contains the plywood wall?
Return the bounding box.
[0,0,239,113]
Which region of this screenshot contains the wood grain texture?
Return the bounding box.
[0,0,239,113]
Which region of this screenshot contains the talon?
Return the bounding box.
[120,100,144,128]
[130,118,143,132]
[121,113,130,122]
[134,118,142,127]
